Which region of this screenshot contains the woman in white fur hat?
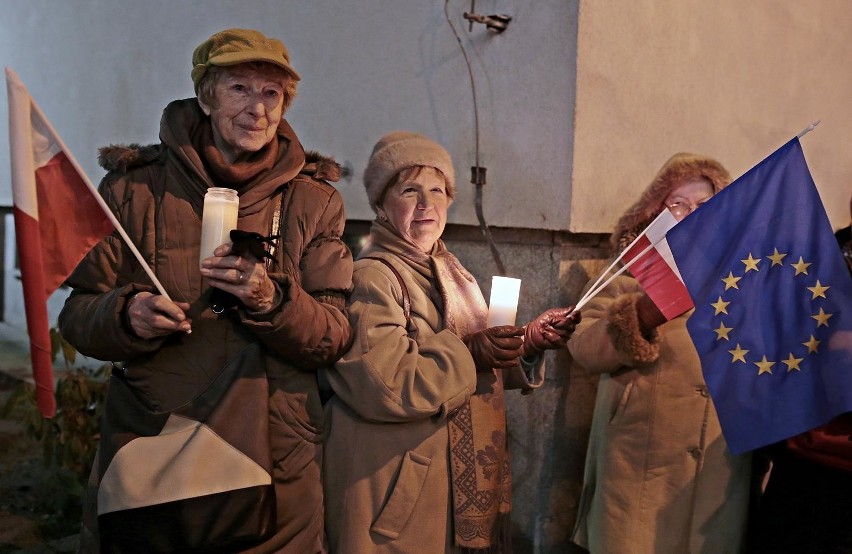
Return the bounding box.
[322,131,580,553]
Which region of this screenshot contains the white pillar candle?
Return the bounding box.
[487,276,522,327]
[199,187,239,267]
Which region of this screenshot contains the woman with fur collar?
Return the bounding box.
[567,153,752,553]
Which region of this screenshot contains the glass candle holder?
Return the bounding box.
[199,187,238,267]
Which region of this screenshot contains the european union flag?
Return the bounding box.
[667,138,852,455]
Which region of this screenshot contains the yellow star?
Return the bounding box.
[711,296,730,315]
[791,256,812,276]
[755,355,775,375]
[714,322,733,340]
[767,248,787,267]
[802,335,821,354]
[807,280,830,300]
[721,272,742,290]
[811,308,833,327]
[729,343,749,363]
[782,353,804,372]
[741,253,761,272]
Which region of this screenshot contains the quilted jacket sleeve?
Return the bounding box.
[236,181,353,370]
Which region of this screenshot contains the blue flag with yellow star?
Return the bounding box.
[666,138,852,455]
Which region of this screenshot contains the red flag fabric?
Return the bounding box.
[6,67,114,418]
[622,210,694,320]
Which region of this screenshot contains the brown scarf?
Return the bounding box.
[193,119,278,188]
[363,222,512,552]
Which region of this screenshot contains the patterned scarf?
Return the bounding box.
[364,222,512,552]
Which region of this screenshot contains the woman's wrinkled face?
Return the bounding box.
[378,166,450,253]
[664,178,715,222]
[198,65,287,163]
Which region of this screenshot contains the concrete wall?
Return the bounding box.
[444,226,609,552]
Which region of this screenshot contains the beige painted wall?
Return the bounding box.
[571,0,852,233]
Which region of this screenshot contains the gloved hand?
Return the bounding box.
[636,293,666,334]
[463,326,524,371]
[522,307,581,357]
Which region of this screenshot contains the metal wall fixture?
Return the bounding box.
[463,0,511,32]
[463,11,512,33]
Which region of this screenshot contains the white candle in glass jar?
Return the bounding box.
[487,276,522,327]
[199,187,239,267]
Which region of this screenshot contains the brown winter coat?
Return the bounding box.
[321,228,544,553]
[58,99,353,553]
[567,153,752,554]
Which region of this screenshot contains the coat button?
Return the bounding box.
[696,386,709,397]
[687,448,703,460]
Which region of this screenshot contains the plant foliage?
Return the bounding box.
[1,326,109,537]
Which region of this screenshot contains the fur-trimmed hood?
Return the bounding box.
[612,153,731,252]
[98,143,164,173]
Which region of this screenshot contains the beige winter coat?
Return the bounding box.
[322,239,543,553]
[567,153,751,554]
[569,277,751,553]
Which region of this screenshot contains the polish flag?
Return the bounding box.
[7,67,114,417]
[621,210,694,320]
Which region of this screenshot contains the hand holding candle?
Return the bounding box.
[199,188,239,267]
[481,275,580,362]
[461,276,524,372]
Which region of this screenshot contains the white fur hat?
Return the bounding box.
[363,131,456,212]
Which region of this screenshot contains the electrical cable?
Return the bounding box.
[444,0,507,276]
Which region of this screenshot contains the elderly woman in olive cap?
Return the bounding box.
[59,29,352,553]
[322,131,580,553]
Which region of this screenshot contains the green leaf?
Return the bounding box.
[61,337,77,366]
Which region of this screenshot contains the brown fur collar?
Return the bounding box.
[97,143,340,183]
[612,153,731,252]
[98,143,164,173]
[606,293,660,364]
[302,150,341,182]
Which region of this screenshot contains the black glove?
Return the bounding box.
[522,307,581,357]
[463,326,524,371]
[636,293,666,334]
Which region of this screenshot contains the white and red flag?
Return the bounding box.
[575,210,693,320]
[7,68,171,417]
[6,67,114,417]
[620,210,693,320]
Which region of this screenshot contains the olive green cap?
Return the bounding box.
[191,28,301,91]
